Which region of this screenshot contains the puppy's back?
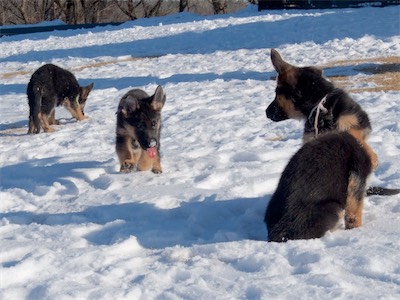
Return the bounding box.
[266,132,371,242]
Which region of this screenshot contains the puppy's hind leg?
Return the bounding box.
[49,110,60,125]
[345,174,365,229]
[28,116,37,134]
[40,112,55,133]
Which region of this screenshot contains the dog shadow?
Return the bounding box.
[0,117,83,137]
[0,120,28,136]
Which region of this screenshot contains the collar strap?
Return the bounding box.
[308,95,328,138]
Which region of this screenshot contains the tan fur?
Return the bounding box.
[345,175,364,229]
[81,85,92,100]
[116,126,162,174]
[49,110,59,125]
[278,68,297,87]
[337,114,359,132]
[63,97,85,121]
[276,95,303,120]
[28,117,35,134]
[348,128,378,170]
[39,111,55,133]
[274,68,305,120]
[137,151,162,173]
[116,126,138,171]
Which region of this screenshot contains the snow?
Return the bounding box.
[1,4,400,299]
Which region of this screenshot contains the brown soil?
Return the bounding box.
[1,56,155,79]
[2,56,399,93]
[321,56,400,93]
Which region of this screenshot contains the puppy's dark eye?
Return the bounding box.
[276,86,296,103]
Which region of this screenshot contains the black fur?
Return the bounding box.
[27,64,93,134]
[266,49,399,196]
[366,186,400,196]
[265,132,372,242]
[116,86,166,173]
[266,50,371,139]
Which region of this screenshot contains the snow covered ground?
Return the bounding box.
[1,4,400,299]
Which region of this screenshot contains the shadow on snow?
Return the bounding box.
[0,196,268,249]
[2,9,397,63]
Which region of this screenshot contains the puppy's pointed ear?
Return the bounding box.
[311,66,323,76]
[118,95,139,117]
[271,49,293,73]
[149,85,166,111]
[81,82,94,98]
[86,82,94,92]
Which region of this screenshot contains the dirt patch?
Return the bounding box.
[1,70,31,79]
[321,56,400,93]
[320,56,400,68]
[2,55,399,93]
[331,72,399,93]
[1,56,157,80]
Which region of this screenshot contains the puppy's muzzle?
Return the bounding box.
[149,138,157,148]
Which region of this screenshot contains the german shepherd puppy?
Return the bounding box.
[27,64,94,134]
[265,131,372,242]
[116,86,166,173]
[266,49,399,196]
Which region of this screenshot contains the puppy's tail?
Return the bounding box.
[366,186,400,196]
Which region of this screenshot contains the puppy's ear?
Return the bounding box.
[149,85,166,111]
[271,49,293,74]
[86,82,94,92]
[310,66,323,76]
[118,95,139,117]
[81,82,94,98]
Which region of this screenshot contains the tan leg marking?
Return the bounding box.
[345,175,364,229]
[151,154,162,174]
[117,137,141,172]
[28,116,36,134]
[48,110,60,125]
[39,112,55,133]
[348,128,378,170]
[137,151,154,172]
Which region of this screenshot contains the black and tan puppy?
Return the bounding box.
[266,49,399,196]
[116,86,166,173]
[27,64,94,134]
[265,131,372,242]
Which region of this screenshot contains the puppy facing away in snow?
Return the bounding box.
[27,64,94,134]
[265,131,373,242]
[116,86,166,173]
[265,49,399,196]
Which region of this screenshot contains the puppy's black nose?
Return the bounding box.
[149,139,157,148]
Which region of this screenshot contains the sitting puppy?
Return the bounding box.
[27,64,94,134]
[265,49,399,196]
[265,131,373,242]
[116,86,166,173]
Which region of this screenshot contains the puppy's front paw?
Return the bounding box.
[120,162,136,173]
[152,168,162,174]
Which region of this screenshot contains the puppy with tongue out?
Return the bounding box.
[116,85,166,173]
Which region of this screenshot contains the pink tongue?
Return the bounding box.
[147,147,157,158]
